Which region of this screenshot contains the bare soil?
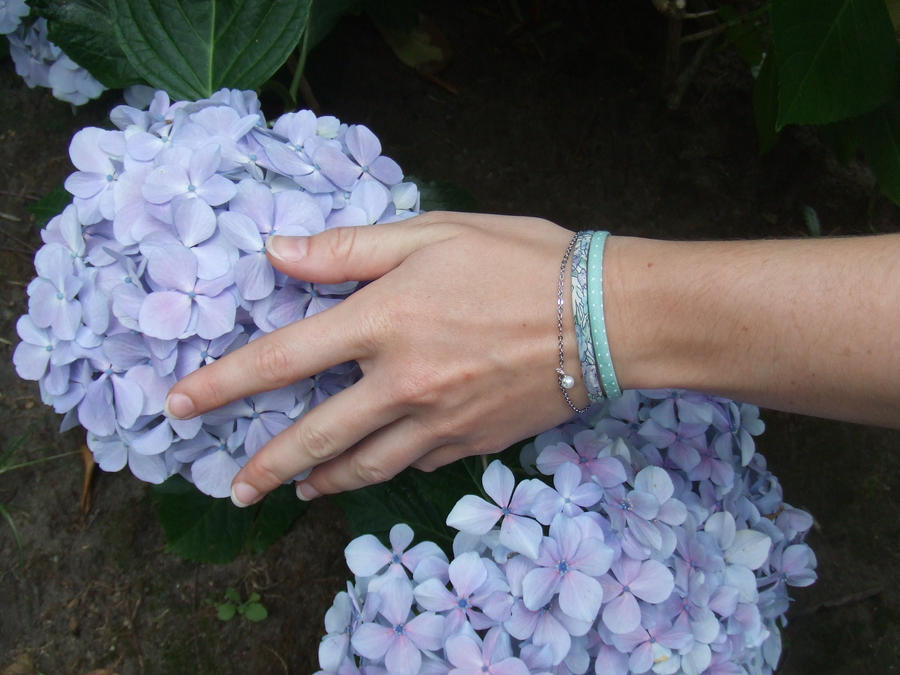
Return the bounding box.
[1,2,898,673]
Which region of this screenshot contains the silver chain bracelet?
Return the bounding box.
[556,233,588,414]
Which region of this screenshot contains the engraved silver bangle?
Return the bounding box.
[556,233,589,414]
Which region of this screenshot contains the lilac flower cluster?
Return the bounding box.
[3,1,106,106]
[320,391,817,673]
[14,89,417,497]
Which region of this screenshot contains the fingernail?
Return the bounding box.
[295,483,320,501]
[231,482,260,508]
[164,392,195,419]
[267,235,308,262]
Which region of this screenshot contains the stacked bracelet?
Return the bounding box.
[555,229,622,415]
[571,231,605,403]
[586,230,622,398]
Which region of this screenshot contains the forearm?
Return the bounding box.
[604,234,900,427]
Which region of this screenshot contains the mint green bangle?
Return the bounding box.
[587,231,621,398]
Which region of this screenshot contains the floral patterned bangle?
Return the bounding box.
[571,230,605,402]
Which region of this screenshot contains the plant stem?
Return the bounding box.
[0,450,80,474]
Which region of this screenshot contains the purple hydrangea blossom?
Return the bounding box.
[320,391,816,672]
[7,16,105,105]
[16,89,415,497]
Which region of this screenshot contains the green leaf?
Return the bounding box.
[859,98,900,204]
[109,0,313,100]
[242,602,268,622]
[334,457,484,554]
[152,475,256,563]
[753,49,780,154]
[407,176,478,212]
[245,484,308,554]
[29,185,71,229]
[31,0,142,88]
[216,603,236,621]
[719,4,766,69]
[773,0,897,128]
[225,587,241,603]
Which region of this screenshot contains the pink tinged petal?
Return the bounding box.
[219,211,264,251]
[522,567,560,611]
[532,611,571,664]
[570,482,603,508]
[344,534,391,576]
[318,633,349,672]
[628,514,663,551]
[139,291,192,340]
[273,189,325,235]
[111,375,144,428]
[634,466,674,503]
[351,622,394,659]
[595,645,630,675]
[499,513,543,559]
[80,379,116,436]
[602,591,641,634]
[669,442,701,472]
[147,244,197,290]
[314,144,360,189]
[65,171,107,199]
[570,538,613,577]
[191,450,240,498]
[193,241,232,279]
[88,435,127,472]
[385,637,422,675]
[143,165,190,203]
[368,155,403,185]
[404,612,444,651]
[13,342,51,380]
[490,658,529,675]
[628,491,660,520]
[445,633,484,668]
[657,499,687,526]
[174,198,216,247]
[558,571,603,623]
[628,641,654,674]
[388,523,414,553]
[630,560,674,604]
[724,530,772,570]
[482,460,514,507]
[128,450,169,484]
[193,293,236,340]
[346,125,382,166]
[380,579,414,625]
[350,181,390,224]
[446,494,501,535]
[505,601,538,640]
[449,551,488,596]
[413,578,457,612]
[197,174,236,206]
[235,253,274,301]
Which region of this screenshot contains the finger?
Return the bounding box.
[294,417,447,499]
[164,296,369,418]
[411,444,481,473]
[265,213,459,283]
[230,376,403,506]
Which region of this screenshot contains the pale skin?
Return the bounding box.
[162,212,900,507]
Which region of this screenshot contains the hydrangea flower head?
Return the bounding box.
[15,89,415,497]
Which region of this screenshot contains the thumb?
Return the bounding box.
[265,213,456,284]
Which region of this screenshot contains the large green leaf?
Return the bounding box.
[152,476,306,563]
[110,0,312,100]
[772,0,897,128]
[31,0,141,88]
[859,98,900,205]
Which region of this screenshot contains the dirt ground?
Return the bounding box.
[1,2,898,673]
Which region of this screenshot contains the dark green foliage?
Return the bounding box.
[109,0,312,99]
[409,176,479,213]
[28,184,71,229]
[772,0,896,128]
[33,0,142,88]
[152,475,307,563]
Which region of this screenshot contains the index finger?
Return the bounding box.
[163,299,366,419]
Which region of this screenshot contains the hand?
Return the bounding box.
[163,211,586,506]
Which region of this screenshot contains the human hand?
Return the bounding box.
[163,211,586,506]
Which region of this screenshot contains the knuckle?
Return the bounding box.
[252,340,294,387]
[246,457,288,492]
[295,423,337,462]
[321,224,360,262]
[392,369,443,409]
[353,456,394,485]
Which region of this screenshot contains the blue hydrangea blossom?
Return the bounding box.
[318,391,817,673]
[15,89,418,498]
